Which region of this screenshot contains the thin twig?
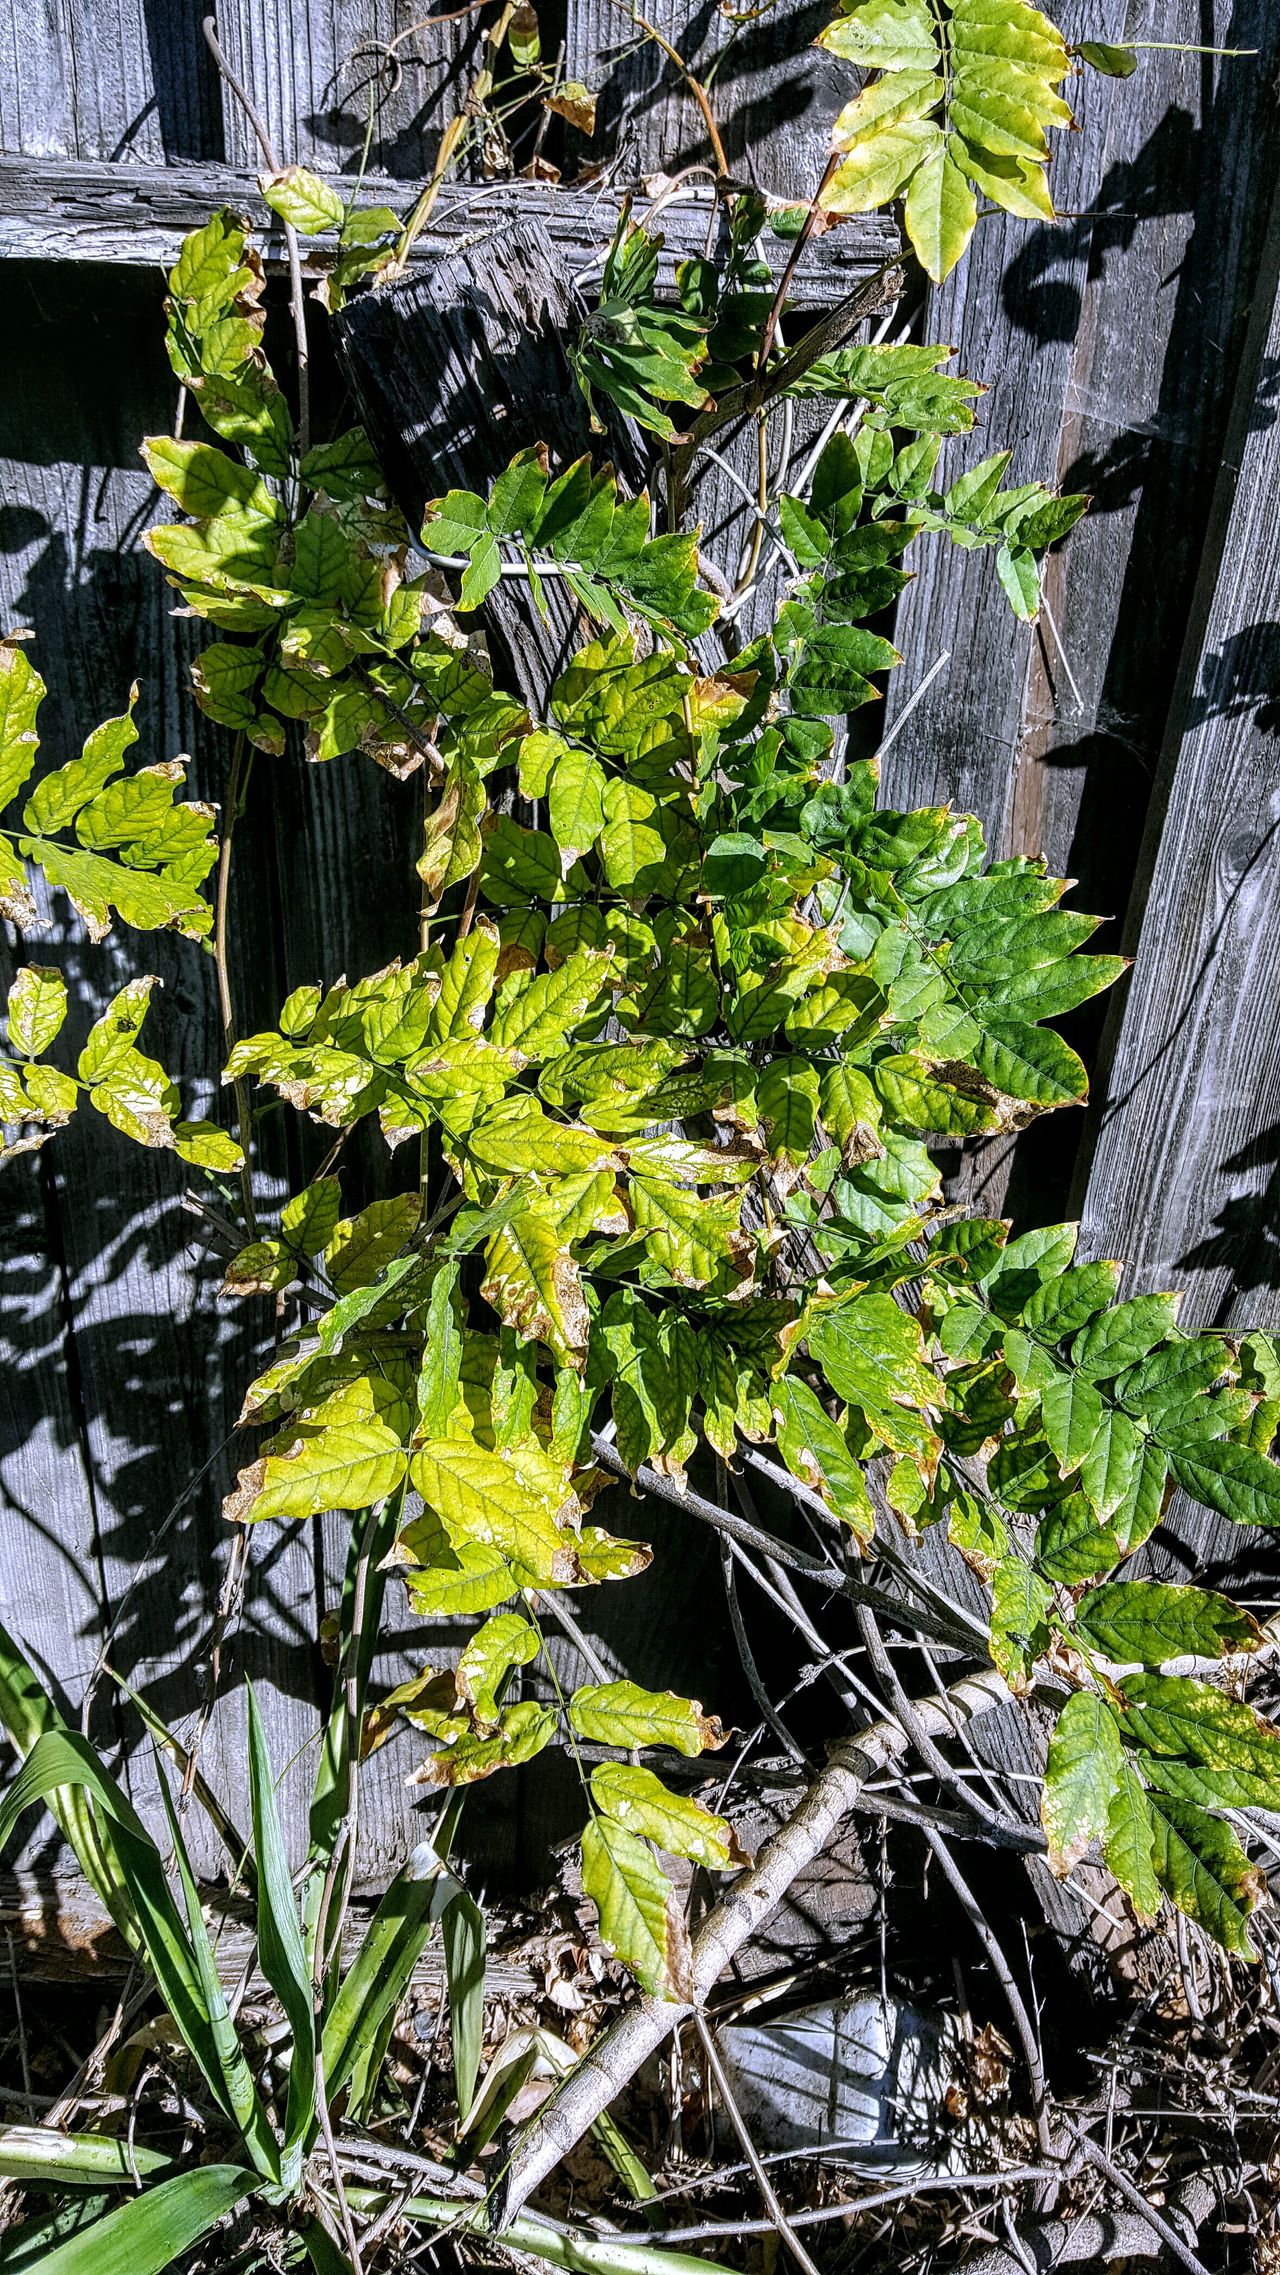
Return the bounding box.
[1060,2118,1215,2275]
[493,1665,1010,2223]
[589,1436,980,1652]
[694,2012,824,2275]
[855,1605,1029,1850]
[202,17,310,457]
[211,729,258,1236]
[922,1827,1054,2170]
[606,0,729,176]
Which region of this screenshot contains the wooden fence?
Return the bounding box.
[1,0,1279,1915]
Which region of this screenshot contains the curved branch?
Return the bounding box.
[492,1665,1010,2228]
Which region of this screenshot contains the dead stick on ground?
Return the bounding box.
[491,1663,1010,2228]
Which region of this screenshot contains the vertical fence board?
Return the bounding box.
[0,0,223,163]
[1076,189,1280,1323]
[1073,183,1280,1596]
[0,262,325,1869]
[216,0,472,177]
[878,4,1280,1221]
[564,0,843,196]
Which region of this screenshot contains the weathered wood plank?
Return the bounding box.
[0,0,222,164]
[1075,183,1280,1338]
[564,0,846,197]
[0,152,897,292]
[214,0,468,177]
[1073,207,1280,1605]
[340,218,631,710]
[0,260,328,1872]
[878,8,1280,1224]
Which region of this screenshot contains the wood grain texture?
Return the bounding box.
[213,0,470,176]
[0,152,897,290]
[1076,185,1280,1321]
[563,0,846,196]
[0,261,323,1875]
[1071,178,1280,1598]
[0,0,223,162]
[878,5,1280,1226]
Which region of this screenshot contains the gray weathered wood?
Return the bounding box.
[214,0,470,177]
[1075,181,1280,1350]
[878,7,1280,1223]
[1073,178,1280,1601]
[564,0,846,198]
[0,0,222,164]
[0,152,897,291]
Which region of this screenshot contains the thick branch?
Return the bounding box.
[492,1665,1009,2227]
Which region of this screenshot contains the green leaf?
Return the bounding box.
[142,436,279,522]
[995,541,1040,617]
[569,1680,727,1756]
[590,1764,746,1870]
[1115,1671,1280,1808]
[1075,1581,1261,1667]
[1169,1435,1280,1529]
[483,1200,590,1369]
[0,641,43,809]
[1147,1794,1263,1956]
[260,164,346,233]
[580,1817,692,2000]
[773,1375,874,1541]
[1022,1260,1122,1340]
[989,1556,1051,1689]
[1039,1370,1104,1472]
[1103,1757,1159,1919]
[1076,39,1137,76]
[225,1418,407,1523]
[903,138,977,279]
[30,2166,254,2275]
[819,0,940,72]
[455,1613,541,1732]
[327,1193,420,1294]
[1071,1294,1182,1380]
[1080,1406,1144,1522]
[490,947,609,1061]
[409,1437,583,1586]
[1041,1692,1123,1875]
[6,966,67,1059]
[246,1687,315,2169]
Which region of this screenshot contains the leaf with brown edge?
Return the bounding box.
[543,80,597,137]
[409,1437,585,1587]
[483,1199,590,1369]
[409,1700,559,1788]
[569,1680,727,1756]
[453,1612,540,1733]
[581,1817,692,1999]
[224,1419,407,1523]
[590,1763,748,1870]
[1041,1691,1123,1877]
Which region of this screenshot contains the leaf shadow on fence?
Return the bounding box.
[982,10,1280,1262]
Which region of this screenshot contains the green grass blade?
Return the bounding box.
[299,2211,357,2274]
[443,1885,486,2124]
[0,2124,170,2185]
[321,1855,454,2108]
[33,2165,254,2275]
[0,1732,254,2127]
[156,1769,280,2183]
[246,1685,317,2168]
[0,1623,136,1944]
[305,1494,402,1913]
